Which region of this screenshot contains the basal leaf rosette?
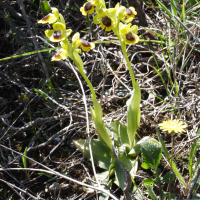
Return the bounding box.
[119,23,139,44]
[45,22,71,42]
[38,7,59,24]
[72,32,95,52]
[93,8,116,31]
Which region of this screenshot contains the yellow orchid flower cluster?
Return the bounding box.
[80,0,139,45]
[38,7,95,61]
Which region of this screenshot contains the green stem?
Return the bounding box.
[155,168,163,200]
[120,40,135,89]
[114,29,136,89]
[72,58,96,99]
[169,135,174,200]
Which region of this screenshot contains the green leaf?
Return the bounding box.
[90,101,112,151]
[73,139,111,169]
[127,81,141,148]
[163,192,176,199]
[140,139,162,170]
[115,155,138,189]
[129,136,152,157]
[191,165,200,192]
[99,193,109,200]
[110,121,129,148]
[96,170,109,183]
[22,147,27,168]
[73,51,84,70]
[145,185,158,200]
[160,172,175,184]
[189,128,200,178]
[142,178,155,187]
[40,0,51,14]
[192,193,200,199]
[37,172,53,179]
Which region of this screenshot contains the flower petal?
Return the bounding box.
[93,14,102,24]
[130,25,138,35]
[45,30,54,38]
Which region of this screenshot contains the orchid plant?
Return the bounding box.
[38,1,162,197]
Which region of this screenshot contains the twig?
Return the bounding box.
[173,16,200,43]
[0,178,39,199]
[67,61,100,187]
[17,0,49,78]
[0,144,119,200]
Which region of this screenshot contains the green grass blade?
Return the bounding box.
[154,0,173,17]
[189,128,200,178]
[0,47,62,62]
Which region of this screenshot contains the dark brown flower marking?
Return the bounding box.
[102,16,112,27]
[84,2,93,11]
[54,51,60,57]
[126,8,133,16]
[53,30,62,39]
[42,14,51,21]
[126,32,135,41]
[81,40,91,47]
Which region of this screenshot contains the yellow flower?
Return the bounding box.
[158,119,188,134]
[119,23,139,44]
[124,7,137,19]
[51,48,68,61]
[93,8,116,31]
[121,7,137,23]
[45,22,72,42]
[72,32,95,51]
[38,7,59,24]
[80,1,96,16]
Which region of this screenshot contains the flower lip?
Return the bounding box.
[126,8,133,16]
[54,51,61,58]
[42,14,52,21]
[81,40,91,47]
[51,48,68,61]
[84,2,93,11]
[126,32,136,41]
[102,16,111,27]
[53,30,62,39]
